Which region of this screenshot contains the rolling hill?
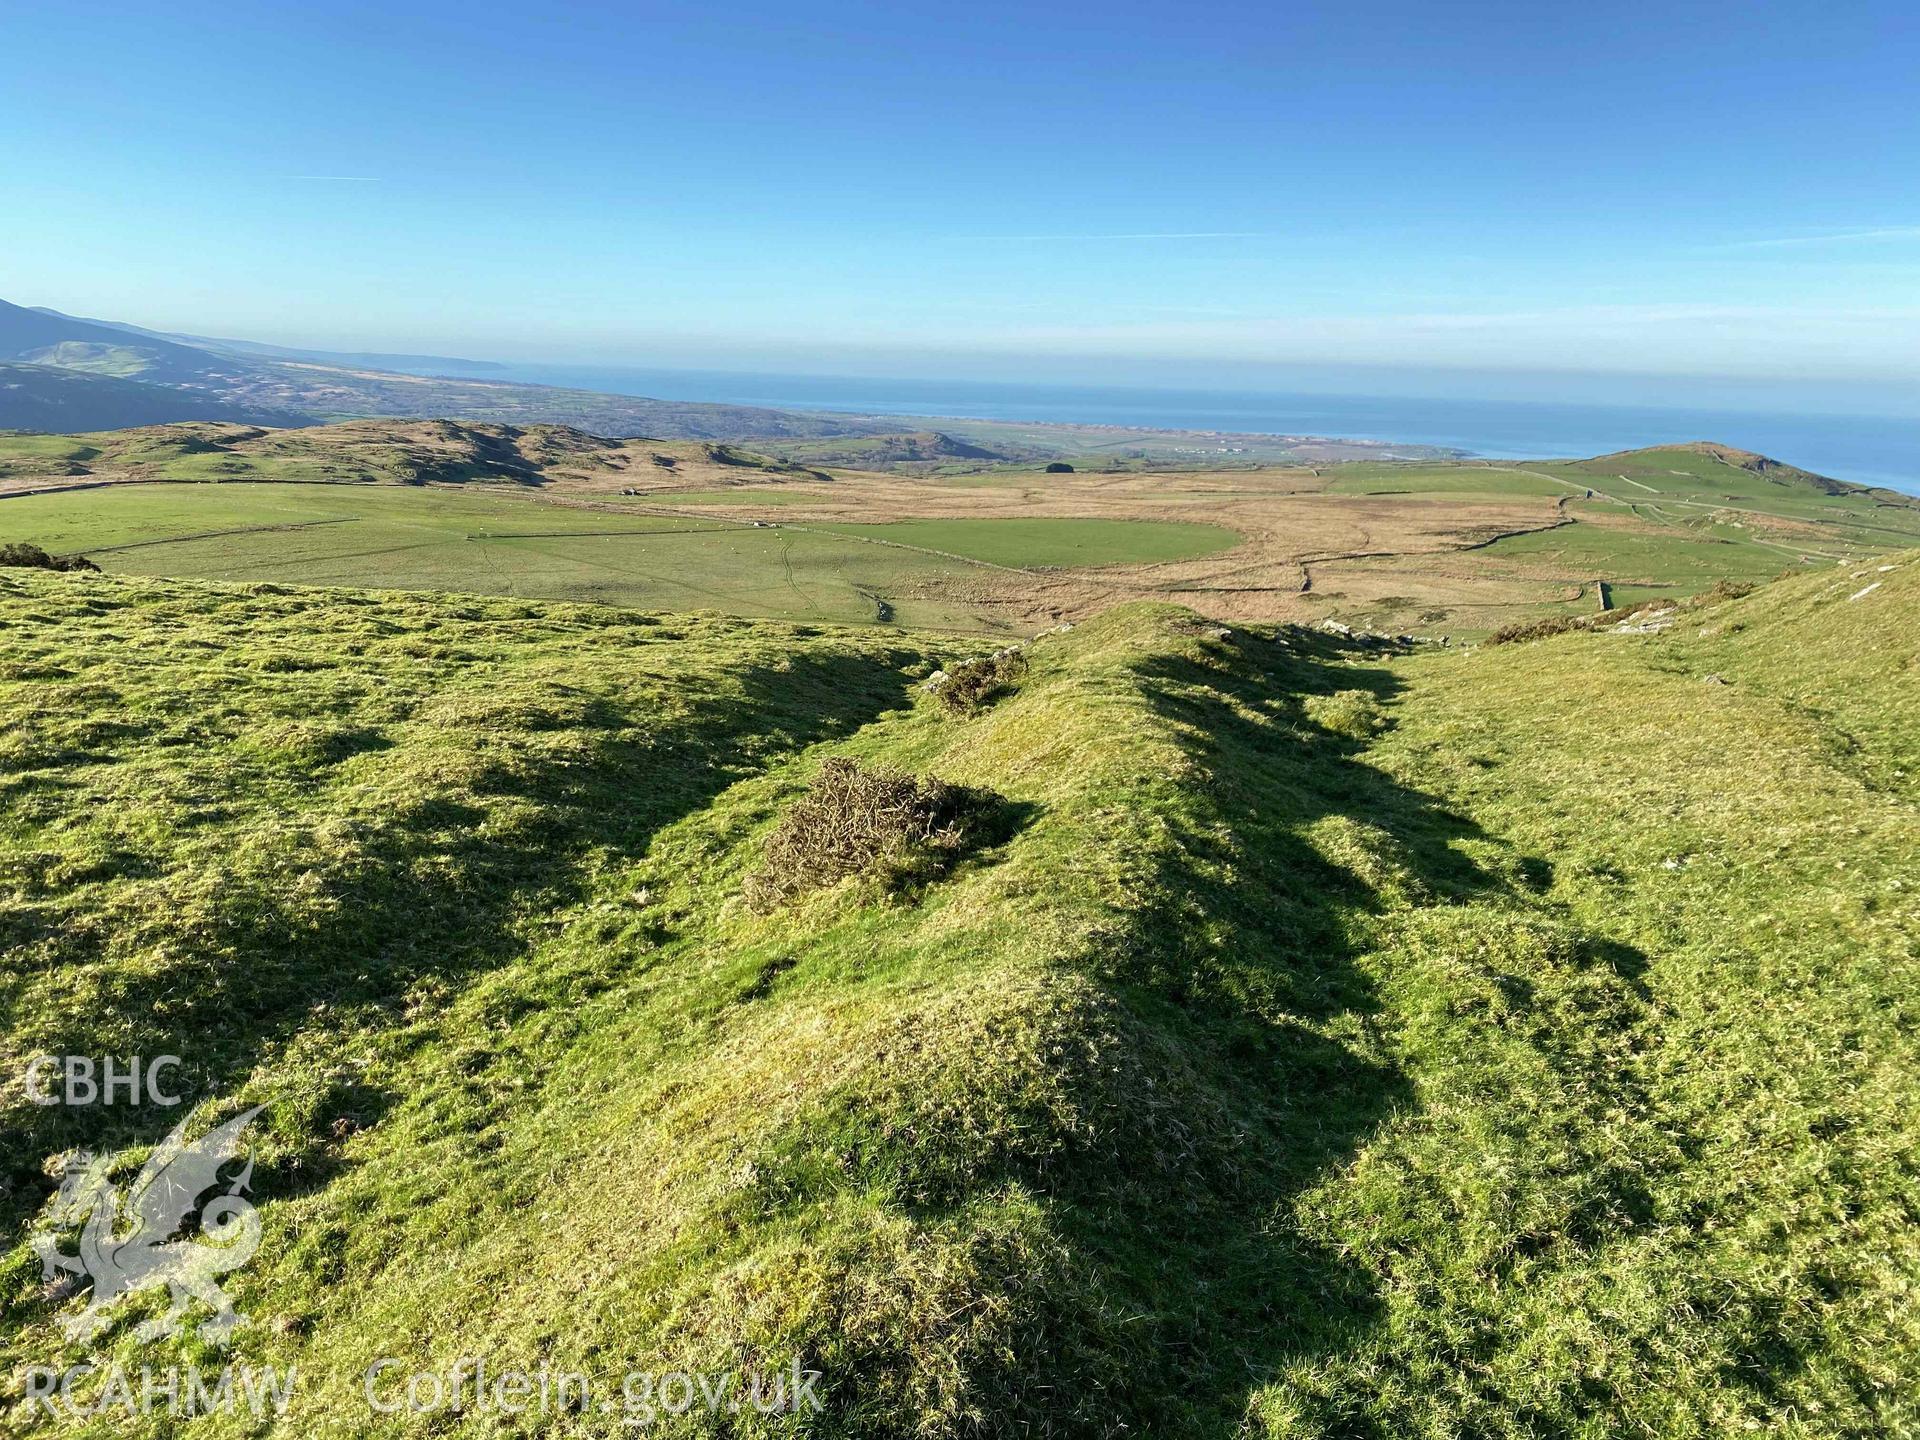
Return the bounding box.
[0,418,834,495]
[761,429,1036,468]
[0,362,313,433]
[0,299,263,387]
[0,551,1914,1435]
[27,307,509,375]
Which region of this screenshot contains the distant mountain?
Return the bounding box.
[0,298,267,387]
[0,361,312,433]
[27,308,506,376]
[769,430,1023,466]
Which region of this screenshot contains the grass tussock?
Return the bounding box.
[1303,686,1388,739]
[744,757,1000,910]
[0,541,99,573]
[930,648,1028,713]
[1485,612,1589,645]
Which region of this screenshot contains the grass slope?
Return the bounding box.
[0,554,1915,1436]
[0,483,1030,631]
[0,419,657,489]
[810,516,1241,568]
[1447,445,1920,615]
[0,482,1239,632]
[0,300,247,386]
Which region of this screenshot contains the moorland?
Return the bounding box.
[2,416,1915,637]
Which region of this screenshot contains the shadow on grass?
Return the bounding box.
[0,646,918,1248]
[1002,630,1497,1433]
[1046,628,1664,1435]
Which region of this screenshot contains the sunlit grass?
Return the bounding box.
[1,553,1915,1435]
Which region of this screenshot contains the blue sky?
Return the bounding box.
[6,0,1917,408]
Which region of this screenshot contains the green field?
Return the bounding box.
[0,485,1233,632]
[812,515,1241,567]
[1401,450,1920,621]
[6,433,1909,643]
[1449,447,1920,615]
[1478,515,1818,590]
[0,434,103,465]
[1,555,1915,1435]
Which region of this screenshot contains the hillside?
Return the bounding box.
[0,554,1916,1435]
[758,429,1033,468]
[1565,440,1904,501]
[27,307,508,375]
[0,300,263,387]
[0,363,312,433]
[0,418,825,493]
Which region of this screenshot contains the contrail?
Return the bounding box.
[1721,226,1920,249]
[968,231,1271,242]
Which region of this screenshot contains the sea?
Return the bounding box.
[479,364,1920,495]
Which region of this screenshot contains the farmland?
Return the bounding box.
[807,516,1241,567]
[1,425,1917,640]
[0,480,1244,632]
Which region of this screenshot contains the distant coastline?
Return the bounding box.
[468,363,1920,494]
